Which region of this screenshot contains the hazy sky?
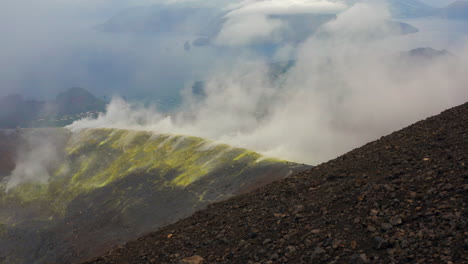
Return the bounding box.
[0,0,224,102]
[0,0,465,103]
[0,0,345,101]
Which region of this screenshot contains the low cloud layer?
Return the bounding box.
[216,15,286,46]
[1,0,463,102]
[69,3,468,165]
[215,0,347,46]
[225,0,347,17]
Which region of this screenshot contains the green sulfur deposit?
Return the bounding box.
[64,129,282,190]
[0,128,308,264]
[1,129,283,217]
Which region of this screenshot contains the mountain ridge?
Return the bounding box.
[85,101,468,264]
[0,87,106,129]
[0,128,307,264]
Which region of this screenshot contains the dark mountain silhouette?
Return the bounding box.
[400,47,454,62]
[53,87,106,116]
[406,47,453,58]
[398,47,456,69]
[0,87,106,128]
[85,102,467,264]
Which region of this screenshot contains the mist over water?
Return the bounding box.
[68,3,468,165]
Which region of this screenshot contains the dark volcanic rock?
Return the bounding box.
[0,129,307,264]
[85,102,468,264]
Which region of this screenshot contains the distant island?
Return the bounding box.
[0,87,106,128]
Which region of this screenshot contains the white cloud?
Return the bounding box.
[69,3,468,165]
[324,2,390,35]
[4,1,468,167]
[215,0,348,46]
[226,0,347,18]
[215,14,285,46]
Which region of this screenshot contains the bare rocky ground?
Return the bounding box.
[85,102,467,264]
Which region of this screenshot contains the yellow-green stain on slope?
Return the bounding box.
[2,128,289,216]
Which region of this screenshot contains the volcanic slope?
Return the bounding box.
[86,102,468,264]
[0,129,307,264]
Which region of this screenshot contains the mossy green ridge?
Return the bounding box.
[0,128,309,264]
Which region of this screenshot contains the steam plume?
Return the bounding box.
[68,2,468,164]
